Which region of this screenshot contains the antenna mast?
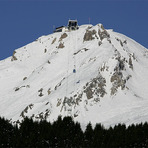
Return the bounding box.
[53,25,55,32]
[89,17,90,24]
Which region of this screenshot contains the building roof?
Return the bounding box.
[55,26,64,30]
[68,20,77,22]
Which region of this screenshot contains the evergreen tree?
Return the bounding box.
[72,122,84,147]
[84,122,94,147]
[0,117,15,147]
[0,115,148,147]
[93,123,104,147]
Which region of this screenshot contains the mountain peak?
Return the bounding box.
[0,23,148,128]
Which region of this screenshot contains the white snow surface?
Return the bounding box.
[0,24,148,128]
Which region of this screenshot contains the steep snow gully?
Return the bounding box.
[0,24,148,128]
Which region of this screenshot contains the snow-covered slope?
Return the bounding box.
[0,24,148,128]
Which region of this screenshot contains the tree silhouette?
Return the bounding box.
[0,116,148,147]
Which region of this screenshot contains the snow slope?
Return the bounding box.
[0,24,148,128]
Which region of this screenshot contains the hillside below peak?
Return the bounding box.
[0,23,148,128]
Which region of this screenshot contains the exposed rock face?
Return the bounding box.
[11,50,17,61]
[15,87,20,91]
[85,87,93,99]
[60,96,75,113]
[115,56,126,71]
[98,26,110,41]
[14,85,30,91]
[23,77,27,81]
[63,96,75,107]
[47,88,51,95]
[59,93,83,113]
[20,104,34,118]
[59,74,107,113]
[54,77,65,90]
[58,42,65,48]
[38,88,44,97]
[118,58,125,70]
[115,37,124,47]
[98,41,102,46]
[35,110,50,120]
[57,98,62,107]
[20,103,51,121]
[129,56,133,69]
[59,33,68,41]
[73,48,89,55]
[51,37,56,44]
[83,29,96,41]
[110,52,127,95]
[84,74,106,99]
[110,71,126,95]
[44,48,47,53]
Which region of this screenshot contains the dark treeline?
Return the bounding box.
[0,116,148,148]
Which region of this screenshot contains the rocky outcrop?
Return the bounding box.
[47,88,51,95]
[110,52,127,95]
[14,85,30,91]
[59,33,68,41]
[54,77,65,90]
[57,98,62,107]
[96,24,110,41]
[98,41,102,46]
[51,37,56,44]
[38,88,44,97]
[83,29,96,41]
[73,48,89,55]
[115,56,126,71]
[23,77,27,81]
[110,71,126,95]
[11,50,17,61]
[44,48,47,53]
[60,74,107,114]
[84,74,106,99]
[34,109,51,120]
[20,104,34,118]
[58,42,65,48]
[98,29,110,41]
[129,56,133,70]
[85,87,93,99]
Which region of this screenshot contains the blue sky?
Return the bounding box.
[0,0,148,60]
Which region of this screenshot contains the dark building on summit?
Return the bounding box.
[54,20,79,32]
[67,20,79,30]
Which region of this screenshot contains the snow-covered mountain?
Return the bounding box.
[0,24,148,128]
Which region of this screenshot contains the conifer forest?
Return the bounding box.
[0,116,148,147]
